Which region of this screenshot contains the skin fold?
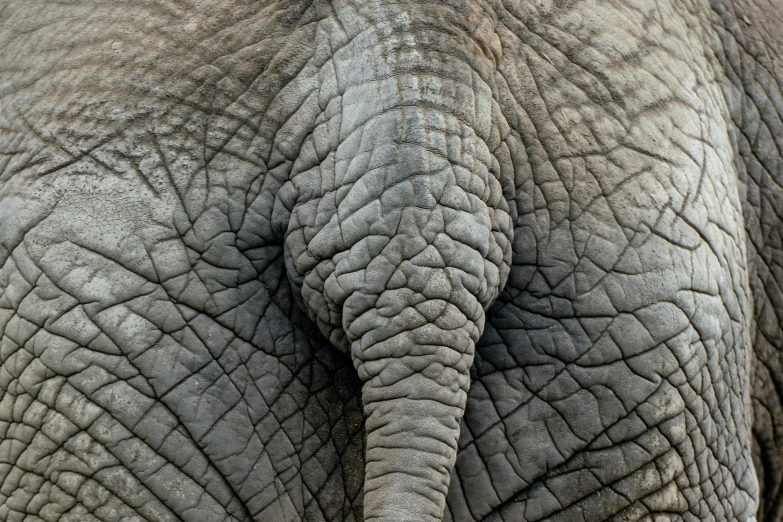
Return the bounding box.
[0,0,781,520]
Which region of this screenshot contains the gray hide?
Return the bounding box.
[0,0,782,521]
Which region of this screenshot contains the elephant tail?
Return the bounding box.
[287,111,511,520]
[281,2,513,519]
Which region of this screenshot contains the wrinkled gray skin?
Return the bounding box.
[1,0,782,520]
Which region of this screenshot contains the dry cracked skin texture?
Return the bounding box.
[0,0,782,521]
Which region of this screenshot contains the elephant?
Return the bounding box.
[1,0,783,520]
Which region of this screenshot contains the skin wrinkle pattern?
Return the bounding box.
[0,0,782,521]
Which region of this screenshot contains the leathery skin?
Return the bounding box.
[0,0,781,520]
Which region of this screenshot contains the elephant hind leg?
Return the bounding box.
[0,240,253,521]
[710,1,783,520]
[445,1,760,520]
